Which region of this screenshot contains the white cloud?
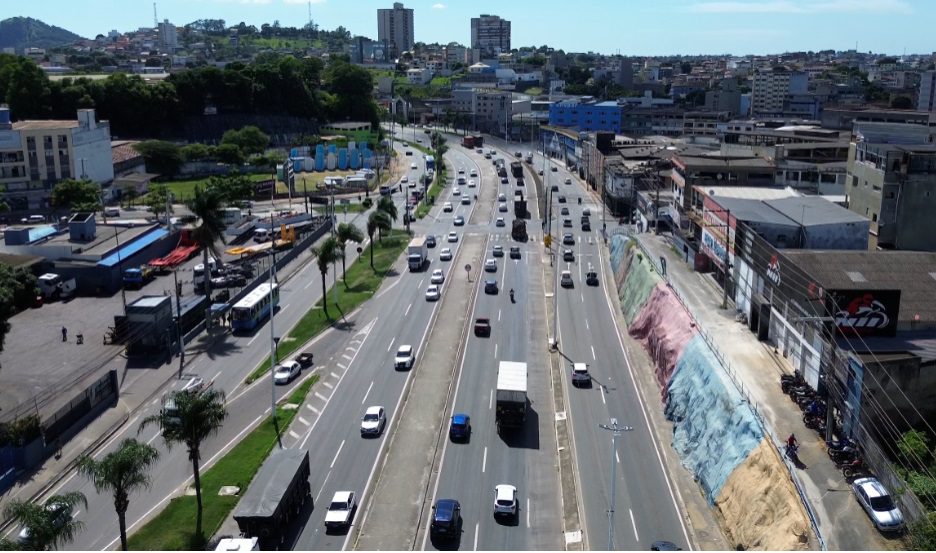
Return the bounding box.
[688,0,912,14]
[432,3,446,9]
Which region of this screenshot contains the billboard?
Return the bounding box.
[826,289,901,337]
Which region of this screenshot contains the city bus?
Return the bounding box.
[231,282,280,332]
[424,155,435,171]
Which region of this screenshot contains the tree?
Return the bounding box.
[3,491,87,550]
[310,236,341,317]
[135,141,184,177]
[180,143,210,161]
[187,188,226,322]
[0,264,38,352]
[213,143,245,165]
[367,209,391,254]
[120,185,138,208]
[335,223,364,287]
[146,183,173,220]
[51,179,101,212]
[376,196,398,226]
[138,389,227,544]
[220,126,270,155]
[431,131,448,186]
[891,96,914,109]
[76,439,159,551]
[207,172,254,205]
[0,201,9,213]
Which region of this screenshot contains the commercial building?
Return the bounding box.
[377,2,414,59]
[918,70,936,112]
[0,107,114,211]
[751,68,807,115]
[452,88,512,135]
[470,14,510,55]
[548,99,621,133]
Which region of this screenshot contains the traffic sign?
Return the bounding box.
[544,234,552,248]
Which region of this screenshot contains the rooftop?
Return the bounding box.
[675,155,774,170]
[709,197,800,227]
[768,196,869,227]
[12,120,79,131]
[702,186,799,201]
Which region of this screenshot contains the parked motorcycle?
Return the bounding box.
[829,448,859,463]
[843,464,872,480]
[836,456,865,471]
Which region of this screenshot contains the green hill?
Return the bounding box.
[0,17,84,52]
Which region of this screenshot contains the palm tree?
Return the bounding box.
[3,491,87,550]
[138,389,227,543]
[368,209,392,248]
[431,132,448,187]
[376,195,398,224]
[76,439,159,551]
[335,223,364,287]
[187,188,226,326]
[310,235,341,318]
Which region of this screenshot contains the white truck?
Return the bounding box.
[495,361,528,430]
[37,273,77,300]
[407,235,428,272]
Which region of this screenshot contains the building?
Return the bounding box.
[470,14,510,56]
[919,70,936,112]
[452,88,512,135]
[821,107,935,130]
[846,122,936,251]
[548,99,622,132]
[377,2,414,59]
[705,79,742,116]
[751,68,807,115]
[157,19,177,52]
[0,107,114,211]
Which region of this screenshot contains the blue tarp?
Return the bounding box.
[97,228,169,268]
[28,226,58,242]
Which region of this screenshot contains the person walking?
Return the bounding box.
[61,326,67,342]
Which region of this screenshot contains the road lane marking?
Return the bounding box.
[145,432,160,446]
[482,447,487,473]
[494,344,498,359]
[336,363,347,370]
[280,303,289,312]
[362,381,374,405]
[306,404,320,414]
[473,523,479,551]
[498,309,501,321]
[630,509,639,541]
[330,371,340,379]
[526,498,531,528]
[298,416,310,426]
[601,389,606,405]
[387,337,395,351]
[585,319,589,330]
[304,279,314,289]
[315,470,332,503]
[314,392,329,401]
[330,439,345,469]
[404,302,412,317]
[489,389,493,410]
[247,334,259,346]
[616,451,621,464]
[591,345,596,360]
[323,381,334,389]
[289,430,300,439]
[342,354,353,361]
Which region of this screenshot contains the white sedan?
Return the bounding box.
[273,360,302,384]
[425,285,441,301]
[439,248,453,261]
[452,188,461,196]
[411,163,418,169]
[468,180,476,188]
[430,269,445,284]
[447,232,458,243]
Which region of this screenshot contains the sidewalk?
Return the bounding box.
[632,230,895,551]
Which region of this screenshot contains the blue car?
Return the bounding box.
[449,413,471,441]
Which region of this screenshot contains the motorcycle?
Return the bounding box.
[835,456,865,471]
[785,443,800,463]
[829,448,859,463]
[843,464,872,480]
[509,289,515,303]
[803,413,824,430]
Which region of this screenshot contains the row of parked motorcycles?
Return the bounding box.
[780,373,871,480]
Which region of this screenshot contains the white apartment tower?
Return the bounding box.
[751,68,807,115]
[377,2,414,59]
[470,14,511,55]
[919,70,936,112]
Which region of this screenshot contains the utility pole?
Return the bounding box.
[598,419,633,551]
[722,208,731,309]
[173,269,184,378]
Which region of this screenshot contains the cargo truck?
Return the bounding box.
[510,161,523,178]
[122,266,156,289]
[407,235,428,271]
[233,449,311,550]
[495,361,528,430]
[511,219,528,242]
[37,273,77,301]
[513,190,527,218]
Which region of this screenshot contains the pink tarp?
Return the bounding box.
[628,282,697,399]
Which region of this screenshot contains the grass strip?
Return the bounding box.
[127,375,319,550]
[244,229,410,384]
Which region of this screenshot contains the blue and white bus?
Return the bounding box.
[231,282,280,332]
[424,155,435,171]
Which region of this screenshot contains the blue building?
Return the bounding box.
[548,99,623,133]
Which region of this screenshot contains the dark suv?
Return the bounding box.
[426,235,437,248]
[430,499,462,540]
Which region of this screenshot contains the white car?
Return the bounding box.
[400,175,408,183]
[443,202,453,212]
[360,405,387,436]
[497,193,507,202]
[452,187,461,196]
[461,196,471,205]
[495,217,505,227]
[431,269,445,284]
[498,202,508,212]
[440,247,453,261]
[425,284,441,301]
[470,169,478,177]
[493,484,518,518]
[852,477,904,532]
[447,232,458,243]
[18,501,72,545]
[273,360,302,385]
[325,491,357,529]
[560,270,574,288]
[409,181,417,189]
[484,258,497,272]
[458,168,466,175]
[564,177,572,185]
[468,180,476,188]
[394,344,415,369]
[411,162,418,169]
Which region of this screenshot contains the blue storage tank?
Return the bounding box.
[337,149,347,170]
[349,148,360,169]
[315,144,326,171]
[293,158,303,173]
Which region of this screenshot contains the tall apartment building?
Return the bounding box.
[0,108,114,211]
[470,14,511,55]
[919,70,936,112]
[705,78,742,116]
[751,68,807,115]
[157,19,177,52]
[377,2,414,59]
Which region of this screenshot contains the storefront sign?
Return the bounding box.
[826,289,901,337]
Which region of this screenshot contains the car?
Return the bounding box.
[458,168,466,175]
[394,344,415,369]
[563,249,575,262]
[489,149,497,155]
[468,180,476,188]
[484,258,497,272]
[461,196,471,205]
[440,247,453,261]
[405,150,413,156]
[416,138,423,143]
[514,151,522,158]
[409,181,417,189]
[492,245,504,257]
[563,218,573,228]
[497,193,507,202]
[582,220,592,231]
[426,235,437,248]
[484,279,498,294]
[516,178,524,187]
[563,233,575,245]
[493,484,518,519]
[495,217,505,227]
[560,207,570,215]
[565,177,572,185]
[501,177,509,184]
[540,169,546,176]
[470,169,478,177]
[650,541,683,551]
[852,477,905,532]
[583,207,592,217]
[325,491,357,530]
[586,269,599,286]
[452,187,461,196]
[431,269,445,284]
[484,153,492,159]
[17,501,73,546]
[400,175,408,183]
[551,165,558,172]
[430,499,462,540]
[450,413,471,441]
[294,351,314,368]
[498,202,508,213]
[448,232,458,243]
[558,195,567,203]
[360,405,387,436]
[560,270,574,288]
[273,360,302,384]
[476,148,484,154]
[454,215,465,226]
[571,362,591,387]
[551,183,558,191]
[410,163,418,170]
[443,202,453,212]
[474,317,491,337]
[509,246,521,259]
[425,284,441,301]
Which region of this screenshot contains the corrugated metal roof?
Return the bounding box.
[97,228,169,267]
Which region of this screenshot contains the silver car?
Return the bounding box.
[852,477,904,532]
[493,484,518,519]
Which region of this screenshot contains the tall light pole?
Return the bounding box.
[598,418,633,551]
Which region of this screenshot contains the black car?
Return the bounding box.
[501,177,509,184]
[449,414,471,442]
[582,220,591,231]
[586,270,599,286]
[563,249,575,262]
[563,233,575,245]
[484,279,498,294]
[426,235,437,248]
[431,499,462,540]
[558,195,566,203]
[509,246,521,259]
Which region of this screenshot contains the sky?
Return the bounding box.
[9,0,935,56]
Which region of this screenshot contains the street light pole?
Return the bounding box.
[598,418,634,551]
